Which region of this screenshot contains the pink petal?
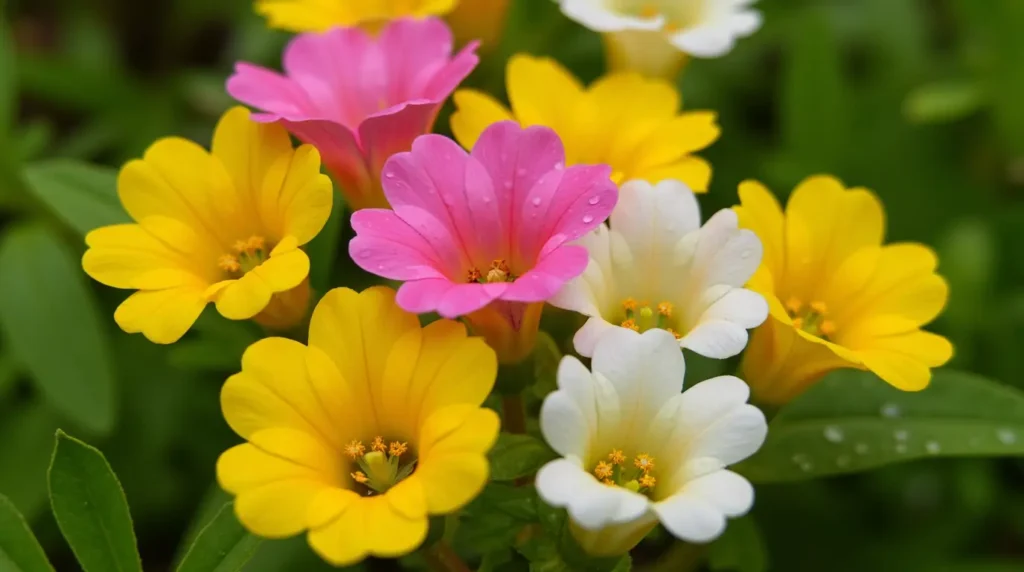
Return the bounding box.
[280,119,374,207]
[360,102,443,199]
[535,164,618,259]
[423,41,481,101]
[378,18,459,101]
[438,282,508,318]
[349,210,454,281]
[395,278,459,314]
[227,63,316,119]
[281,29,377,127]
[502,245,590,302]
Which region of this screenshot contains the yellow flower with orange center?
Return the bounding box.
[734,175,953,404]
[82,107,332,344]
[255,0,456,32]
[217,287,500,566]
[451,54,720,192]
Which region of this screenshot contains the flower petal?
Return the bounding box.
[113,286,207,344]
[450,89,515,151]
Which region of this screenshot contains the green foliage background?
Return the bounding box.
[1,0,1023,570]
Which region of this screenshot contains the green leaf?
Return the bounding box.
[0,18,16,136]
[488,434,557,481]
[176,503,261,572]
[736,369,1024,483]
[0,405,60,519]
[708,516,767,572]
[518,498,629,572]
[22,160,128,236]
[306,192,345,294]
[0,224,116,434]
[47,431,142,572]
[904,80,986,124]
[454,484,537,557]
[530,331,561,399]
[780,6,848,172]
[0,493,55,572]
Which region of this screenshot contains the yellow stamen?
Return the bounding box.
[791,317,804,330]
[639,3,659,18]
[785,297,803,314]
[622,298,637,312]
[625,479,641,492]
[639,474,656,489]
[218,254,240,273]
[634,453,655,473]
[810,300,829,315]
[820,320,837,336]
[621,319,639,332]
[486,259,510,283]
[608,449,626,465]
[389,441,408,457]
[344,440,365,459]
[466,268,481,283]
[639,306,654,320]
[246,235,266,252]
[594,461,613,480]
[666,328,682,339]
[602,478,614,486]
[371,436,387,453]
[657,302,673,317]
[351,471,369,484]
[233,239,249,253]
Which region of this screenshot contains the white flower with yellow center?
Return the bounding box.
[536,328,767,555]
[558,0,762,78]
[550,178,767,359]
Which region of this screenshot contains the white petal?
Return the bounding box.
[536,459,650,530]
[540,389,592,459]
[688,404,768,465]
[682,470,754,517]
[573,317,618,358]
[611,179,702,264]
[653,494,726,543]
[591,329,685,438]
[700,288,769,329]
[729,10,763,35]
[551,226,615,316]
[670,24,737,58]
[693,210,763,288]
[559,0,665,32]
[679,320,750,359]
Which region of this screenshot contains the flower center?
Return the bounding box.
[218,235,270,277]
[615,1,703,33]
[344,437,416,495]
[466,259,517,284]
[592,449,657,497]
[785,298,837,339]
[620,298,681,339]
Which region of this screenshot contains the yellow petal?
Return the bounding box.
[506,55,584,130]
[417,452,490,514]
[386,475,428,520]
[627,111,719,171]
[214,249,309,320]
[308,496,427,566]
[217,442,323,494]
[635,156,712,192]
[83,224,196,290]
[212,106,292,212]
[586,73,679,167]
[735,180,785,292]
[235,479,326,538]
[113,286,207,344]
[275,146,333,246]
[417,406,498,514]
[450,89,516,151]
[306,487,360,530]
[248,427,342,481]
[421,406,500,457]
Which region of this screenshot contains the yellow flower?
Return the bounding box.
[82,107,332,344]
[734,176,953,404]
[447,0,511,50]
[217,287,500,566]
[256,0,457,33]
[450,54,720,192]
[83,107,331,343]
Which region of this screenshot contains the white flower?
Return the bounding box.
[559,0,763,58]
[550,178,768,360]
[536,328,767,556]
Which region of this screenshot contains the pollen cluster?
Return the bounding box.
[345,437,416,494]
[785,297,837,339]
[218,235,270,275]
[619,298,681,339]
[592,449,657,495]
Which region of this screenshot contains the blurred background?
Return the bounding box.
[1,0,1023,570]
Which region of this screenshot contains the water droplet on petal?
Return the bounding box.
[997,428,1017,445]
[531,197,542,206]
[384,172,395,179]
[555,161,564,170]
[925,441,941,454]
[357,250,370,259]
[824,426,844,443]
[854,443,869,455]
[588,196,600,205]
[582,214,594,224]
[740,250,751,259]
[880,403,901,418]
[894,429,909,441]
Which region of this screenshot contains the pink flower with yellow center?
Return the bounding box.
[349,121,618,363]
[227,17,479,210]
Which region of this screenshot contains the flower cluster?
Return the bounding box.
[78,3,952,569]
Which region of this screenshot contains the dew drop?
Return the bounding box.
[356,250,371,259]
[555,161,565,170]
[740,250,752,259]
[997,428,1017,445]
[823,426,844,443]
[894,429,909,441]
[799,461,814,472]
[588,196,600,205]
[582,214,594,224]
[895,443,908,454]
[376,264,384,271]
[854,443,869,455]
[791,454,808,465]
[925,441,941,454]
[836,455,851,468]
[531,197,542,206]
[880,403,901,418]
[384,172,396,179]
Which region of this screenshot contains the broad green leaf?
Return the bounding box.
[0,224,116,434]
[0,404,60,519]
[176,503,261,572]
[0,493,55,572]
[0,19,15,136]
[988,0,1024,153]
[488,434,557,481]
[780,6,848,172]
[306,192,345,294]
[22,160,127,236]
[530,331,561,399]
[904,80,986,124]
[454,483,537,557]
[736,370,1024,483]
[172,486,232,567]
[242,536,353,572]
[518,498,629,572]
[48,431,142,572]
[708,516,767,572]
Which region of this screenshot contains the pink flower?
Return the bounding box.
[226,17,479,210]
[350,121,618,363]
